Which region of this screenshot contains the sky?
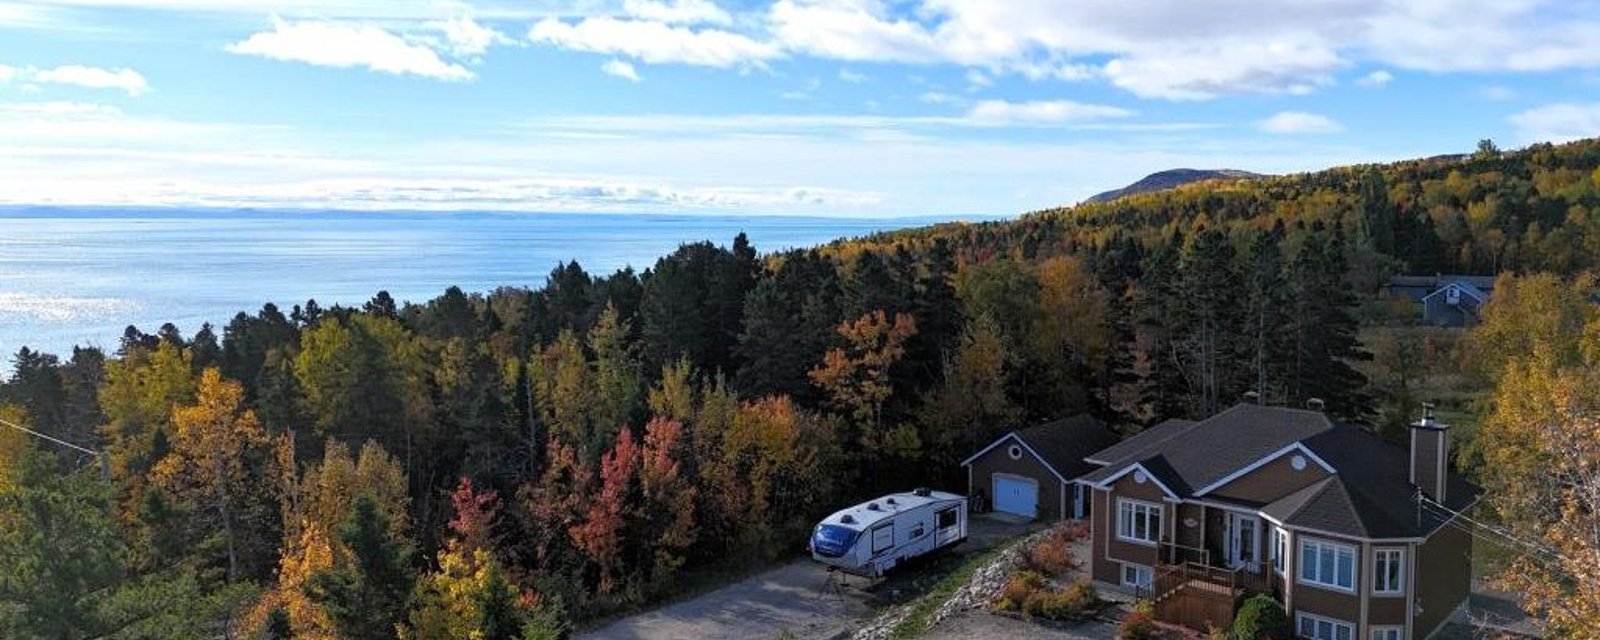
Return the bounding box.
[1,0,1599,217]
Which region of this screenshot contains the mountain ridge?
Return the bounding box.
[1085,168,1268,204]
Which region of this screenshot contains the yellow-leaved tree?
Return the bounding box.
[1468,272,1600,636]
[151,367,276,583]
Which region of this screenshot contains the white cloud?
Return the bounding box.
[1102,41,1341,100]
[601,59,642,81]
[0,101,124,117]
[528,16,779,68]
[0,64,16,84]
[837,68,868,83]
[1356,69,1393,87]
[227,17,474,81]
[919,91,956,104]
[431,15,512,57]
[1257,111,1343,134]
[622,0,732,26]
[32,65,149,95]
[966,99,1134,125]
[965,69,991,88]
[1510,103,1600,143]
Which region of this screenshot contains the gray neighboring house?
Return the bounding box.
[1383,275,1496,327]
[960,414,1119,521]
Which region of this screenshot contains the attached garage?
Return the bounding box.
[961,415,1119,522]
[992,474,1039,518]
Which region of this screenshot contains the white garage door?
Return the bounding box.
[993,474,1038,519]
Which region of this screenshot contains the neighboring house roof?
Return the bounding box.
[962,414,1120,483]
[1080,403,1480,539]
[1386,274,1497,291]
[1422,281,1489,304]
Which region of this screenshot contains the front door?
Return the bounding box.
[1227,513,1259,571]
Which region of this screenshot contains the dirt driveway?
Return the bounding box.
[576,514,1036,640]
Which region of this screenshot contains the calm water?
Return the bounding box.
[0,209,986,358]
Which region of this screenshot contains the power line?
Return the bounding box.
[1416,495,1570,566]
[0,417,98,456]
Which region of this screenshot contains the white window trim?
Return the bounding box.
[1116,498,1163,547]
[1372,547,1405,596]
[1270,526,1289,576]
[1296,612,1355,640]
[1298,537,1357,593]
[1121,563,1153,590]
[1369,626,1403,640]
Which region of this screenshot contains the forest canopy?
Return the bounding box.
[4,137,1600,638]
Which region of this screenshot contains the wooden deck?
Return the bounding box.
[1150,561,1276,631]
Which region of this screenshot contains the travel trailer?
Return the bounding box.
[809,489,967,577]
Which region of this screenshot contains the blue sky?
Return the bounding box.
[1,0,1598,217]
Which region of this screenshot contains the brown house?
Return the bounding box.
[961,414,1119,521]
[1075,404,1478,640]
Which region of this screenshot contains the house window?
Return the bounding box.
[1122,564,1153,591]
[1116,498,1162,545]
[1296,613,1354,640]
[1270,527,1288,574]
[1373,548,1405,595]
[1298,537,1356,591]
[1370,627,1402,640]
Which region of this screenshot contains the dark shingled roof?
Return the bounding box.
[1011,414,1122,480]
[1080,403,1480,539]
[1084,417,1196,464]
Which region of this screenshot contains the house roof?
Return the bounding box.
[1084,417,1195,465]
[1386,274,1497,291]
[1080,403,1480,539]
[963,414,1120,482]
[1423,280,1490,304]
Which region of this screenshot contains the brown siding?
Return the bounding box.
[1174,503,1204,551]
[1207,453,1332,505]
[1288,530,1363,628]
[966,436,1064,521]
[1415,517,1472,637]
[1091,488,1121,583]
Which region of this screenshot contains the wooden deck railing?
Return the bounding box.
[1150,559,1278,631]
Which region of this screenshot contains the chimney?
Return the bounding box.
[1410,403,1450,502]
[1305,397,1325,412]
[1243,390,1262,404]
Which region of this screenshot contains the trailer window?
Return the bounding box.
[937,508,958,529]
[811,525,859,558]
[872,524,894,553]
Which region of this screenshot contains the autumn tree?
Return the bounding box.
[152,368,278,583]
[918,314,1019,463]
[808,310,917,453]
[571,427,639,594]
[1468,273,1600,636]
[639,416,696,581]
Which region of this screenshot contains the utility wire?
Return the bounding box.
[1416,496,1570,566]
[0,417,98,455]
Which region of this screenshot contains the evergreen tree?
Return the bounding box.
[1244,228,1294,405]
[308,496,415,640]
[1287,227,1373,418]
[1359,168,1395,255]
[1174,228,1246,416]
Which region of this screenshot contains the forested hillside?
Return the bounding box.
[3,137,1599,638]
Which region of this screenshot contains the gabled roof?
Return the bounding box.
[962,414,1119,483]
[1079,403,1481,539]
[1423,281,1489,304]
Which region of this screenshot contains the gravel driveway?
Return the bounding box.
[577,515,1036,640]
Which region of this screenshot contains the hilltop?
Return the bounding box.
[1084,168,1267,204]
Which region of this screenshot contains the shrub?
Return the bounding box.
[1024,538,1077,575]
[1117,610,1165,640]
[1231,594,1291,640]
[1031,579,1099,621]
[995,571,1046,612]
